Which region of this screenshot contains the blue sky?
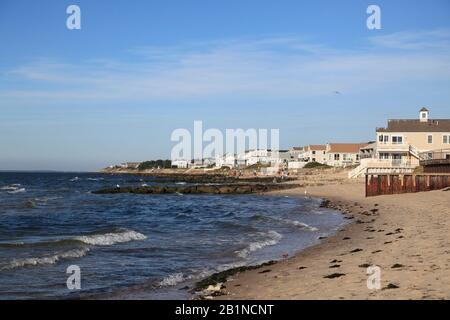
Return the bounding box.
[1,0,450,171]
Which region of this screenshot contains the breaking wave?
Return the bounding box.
[275,218,318,231]
[158,272,185,287]
[1,248,90,271]
[251,214,318,231]
[2,184,26,194]
[0,230,147,249]
[236,231,282,258]
[73,230,147,246]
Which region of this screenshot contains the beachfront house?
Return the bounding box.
[300,145,327,164]
[324,143,368,167]
[120,162,141,169]
[268,150,291,165]
[171,160,189,168]
[244,149,270,166]
[288,147,304,161]
[349,107,450,177]
[215,153,239,168]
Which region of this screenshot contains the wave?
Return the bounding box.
[236,230,282,258]
[158,272,185,287]
[2,184,26,193]
[0,230,147,249]
[1,248,89,271]
[276,218,318,231]
[251,214,318,231]
[73,230,147,246]
[87,177,104,181]
[70,177,80,182]
[7,188,26,194]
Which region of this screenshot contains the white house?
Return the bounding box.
[171,160,189,168]
[244,149,270,166]
[325,143,368,167]
[300,145,327,164]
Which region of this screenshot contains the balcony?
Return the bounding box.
[376,143,410,153]
[419,149,450,166]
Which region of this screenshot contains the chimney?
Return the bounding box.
[419,107,429,122]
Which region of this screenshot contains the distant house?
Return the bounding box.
[215,154,238,168]
[244,149,270,166]
[120,162,141,169]
[300,145,327,164]
[349,107,450,177]
[268,150,291,165]
[171,160,189,168]
[288,147,304,161]
[325,143,368,167]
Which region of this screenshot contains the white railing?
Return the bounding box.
[348,158,416,178]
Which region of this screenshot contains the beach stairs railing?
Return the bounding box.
[348,161,368,178]
[348,158,417,178]
[409,145,420,160]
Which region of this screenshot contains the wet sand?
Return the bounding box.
[215,178,450,300]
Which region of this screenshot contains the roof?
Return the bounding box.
[291,147,304,151]
[327,143,367,153]
[376,119,450,133]
[360,142,377,150]
[306,144,326,151]
[420,107,429,112]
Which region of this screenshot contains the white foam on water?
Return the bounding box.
[277,218,318,231]
[7,188,26,194]
[236,230,283,258]
[1,248,90,271]
[73,230,147,246]
[158,272,185,287]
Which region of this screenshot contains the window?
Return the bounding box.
[378,134,389,143]
[356,154,360,161]
[427,135,433,144]
[392,136,403,144]
[312,158,316,162]
[443,135,450,144]
[334,154,340,160]
[312,151,316,155]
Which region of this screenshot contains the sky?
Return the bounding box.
[0,0,450,171]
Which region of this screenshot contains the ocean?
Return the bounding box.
[0,172,347,299]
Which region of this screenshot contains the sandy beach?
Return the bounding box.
[215,171,450,300]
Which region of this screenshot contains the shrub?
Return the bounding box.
[304,162,331,169]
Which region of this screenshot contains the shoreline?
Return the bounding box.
[207,180,450,300]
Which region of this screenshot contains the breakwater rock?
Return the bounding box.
[92,183,301,195]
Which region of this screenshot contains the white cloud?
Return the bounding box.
[1,31,450,103]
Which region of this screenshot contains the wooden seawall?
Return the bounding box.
[365,173,450,197]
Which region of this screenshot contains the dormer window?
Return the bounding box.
[419,107,429,122]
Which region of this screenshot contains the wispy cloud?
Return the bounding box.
[369,29,450,50]
[1,30,450,104]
